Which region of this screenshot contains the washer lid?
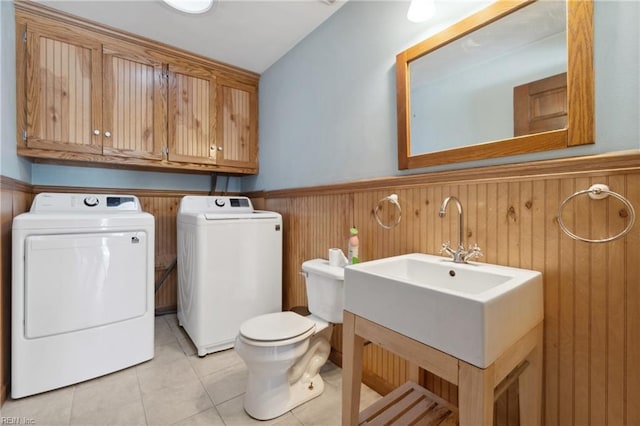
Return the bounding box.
[240,311,315,342]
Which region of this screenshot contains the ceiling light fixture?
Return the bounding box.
[163,0,215,14]
[407,0,436,23]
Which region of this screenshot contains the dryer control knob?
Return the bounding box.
[214,198,225,207]
[84,196,99,207]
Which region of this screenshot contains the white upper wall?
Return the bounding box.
[30,164,242,193]
[243,0,640,192]
[3,1,639,192]
[1,1,31,182]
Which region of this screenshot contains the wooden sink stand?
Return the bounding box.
[342,311,543,426]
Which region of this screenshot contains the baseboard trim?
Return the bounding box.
[1,382,6,406]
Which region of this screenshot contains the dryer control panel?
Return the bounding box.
[31,193,141,212]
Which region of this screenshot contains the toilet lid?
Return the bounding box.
[239,311,315,342]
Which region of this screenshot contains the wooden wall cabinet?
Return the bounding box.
[102,42,166,161]
[216,78,258,169]
[167,62,217,165]
[166,67,258,168]
[22,21,103,155]
[15,1,259,174]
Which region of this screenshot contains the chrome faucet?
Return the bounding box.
[438,196,482,263]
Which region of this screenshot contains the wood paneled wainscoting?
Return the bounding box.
[252,152,640,426]
[0,177,33,406]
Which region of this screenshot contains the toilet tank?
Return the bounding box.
[301,259,344,323]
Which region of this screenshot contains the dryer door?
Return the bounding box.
[24,232,148,338]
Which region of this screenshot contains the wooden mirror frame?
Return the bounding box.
[396,0,594,170]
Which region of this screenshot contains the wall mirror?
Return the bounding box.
[396,0,594,170]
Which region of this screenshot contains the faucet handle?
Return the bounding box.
[464,243,483,261]
[440,242,455,256]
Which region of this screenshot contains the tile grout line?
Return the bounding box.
[164,313,230,425]
[132,361,150,426]
[66,385,76,426]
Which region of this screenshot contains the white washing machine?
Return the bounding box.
[11,193,155,398]
[177,196,282,356]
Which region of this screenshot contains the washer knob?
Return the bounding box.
[214,198,225,207]
[84,196,99,207]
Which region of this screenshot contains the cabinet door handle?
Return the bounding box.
[218,146,223,151]
[104,131,111,138]
[93,129,100,136]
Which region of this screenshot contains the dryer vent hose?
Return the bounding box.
[155,257,177,293]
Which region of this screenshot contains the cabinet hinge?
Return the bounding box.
[22,129,27,141]
[162,69,169,78]
[22,31,27,43]
[162,146,169,157]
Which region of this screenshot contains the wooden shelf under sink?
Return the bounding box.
[359,381,458,425]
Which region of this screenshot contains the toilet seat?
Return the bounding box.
[239,312,316,347]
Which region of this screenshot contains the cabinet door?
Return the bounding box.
[24,23,102,153]
[102,44,166,160]
[216,80,258,168]
[167,63,217,165]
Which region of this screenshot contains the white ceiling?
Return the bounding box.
[34,0,349,74]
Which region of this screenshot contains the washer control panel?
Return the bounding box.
[179,196,254,214]
[31,193,141,212]
[83,196,99,207]
[207,197,251,210]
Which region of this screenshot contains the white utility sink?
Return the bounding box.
[344,253,543,368]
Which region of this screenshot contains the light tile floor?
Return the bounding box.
[0,314,381,426]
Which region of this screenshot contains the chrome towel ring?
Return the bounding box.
[374,194,402,229]
[557,184,636,243]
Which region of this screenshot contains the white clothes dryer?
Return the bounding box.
[11,193,155,398]
[177,196,282,356]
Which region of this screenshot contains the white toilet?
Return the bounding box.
[235,258,344,420]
